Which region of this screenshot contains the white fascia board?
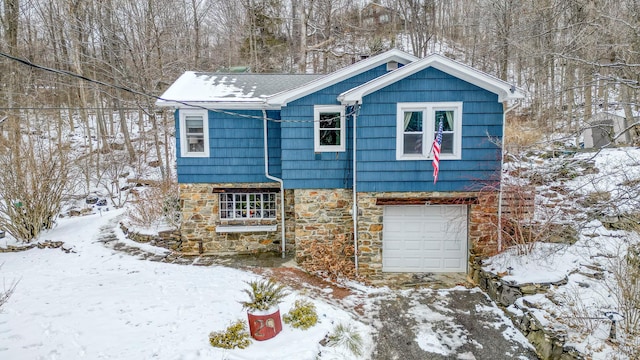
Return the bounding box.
[339,54,526,104]
[266,49,419,107]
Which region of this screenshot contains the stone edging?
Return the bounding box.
[119,223,182,251]
[470,259,585,360]
[0,240,72,253]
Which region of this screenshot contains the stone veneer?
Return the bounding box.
[289,189,499,279]
[179,184,500,278]
[293,189,354,263]
[179,183,295,255]
[356,191,499,279]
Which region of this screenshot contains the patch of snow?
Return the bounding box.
[407,291,470,356]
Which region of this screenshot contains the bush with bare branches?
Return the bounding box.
[0,264,17,309]
[606,241,640,359]
[0,140,70,242]
[299,235,356,281]
[126,182,181,229]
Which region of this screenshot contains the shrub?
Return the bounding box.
[300,235,356,281]
[126,181,181,228]
[208,320,252,349]
[240,278,288,312]
[0,140,70,242]
[608,243,640,359]
[283,299,318,330]
[325,323,363,356]
[0,264,17,309]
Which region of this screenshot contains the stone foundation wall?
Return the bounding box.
[179,183,295,255]
[357,191,499,279]
[178,185,500,279]
[293,189,353,263]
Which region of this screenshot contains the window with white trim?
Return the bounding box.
[396,102,462,160]
[219,193,277,220]
[314,105,345,152]
[180,109,209,157]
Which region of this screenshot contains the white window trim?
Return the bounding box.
[314,105,346,152]
[396,102,463,161]
[179,109,209,158]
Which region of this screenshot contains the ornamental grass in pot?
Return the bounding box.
[240,278,288,341]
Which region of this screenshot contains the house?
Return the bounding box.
[156,49,524,279]
[360,2,404,32]
[582,112,640,148]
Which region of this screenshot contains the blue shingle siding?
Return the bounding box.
[356,67,504,192]
[176,109,282,184]
[176,65,505,191]
[279,64,391,189]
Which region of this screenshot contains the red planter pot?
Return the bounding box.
[247,307,283,341]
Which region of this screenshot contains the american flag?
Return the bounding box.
[431,119,443,184]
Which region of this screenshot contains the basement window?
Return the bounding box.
[219,193,276,220]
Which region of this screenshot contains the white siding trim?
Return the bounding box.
[396,102,463,161]
[314,105,346,152]
[179,109,209,158]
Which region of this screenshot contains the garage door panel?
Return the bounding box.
[383,205,468,273]
[443,258,465,269]
[423,240,442,250]
[421,258,443,268]
[404,240,423,250]
[444,241,463,251]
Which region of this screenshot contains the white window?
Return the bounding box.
[396,102,462,160]
[314,105,345,152]
[219,193,277,220]
[180,109,209,157]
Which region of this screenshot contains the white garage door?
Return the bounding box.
[383,205,468,273]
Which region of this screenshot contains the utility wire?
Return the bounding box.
[0,51,355,124]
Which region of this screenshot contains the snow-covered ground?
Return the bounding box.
[485,147,640,359]
[0,210,373,360]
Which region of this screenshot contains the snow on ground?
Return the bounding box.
[485,146,640,359]
[0,210,373,360]
[407,289,469,356]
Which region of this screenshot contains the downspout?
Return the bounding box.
[263,109,286,259]
[352,102,360,276]
[498,101,521,253]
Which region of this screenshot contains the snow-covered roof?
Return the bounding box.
[156,49,420,109]
[155,72,323,109]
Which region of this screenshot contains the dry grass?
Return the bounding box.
[504,115,544,152]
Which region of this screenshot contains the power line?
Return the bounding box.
[0,51,356,124]
[0,107,143,111]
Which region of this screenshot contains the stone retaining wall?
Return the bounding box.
[470,260,585,360]
[119,223,182,251]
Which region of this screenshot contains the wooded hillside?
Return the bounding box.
[1,1,639,128]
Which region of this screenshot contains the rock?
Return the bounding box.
[86,195,99,204]
[498,285,522,306]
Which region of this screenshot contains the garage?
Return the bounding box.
[382,205,468,272]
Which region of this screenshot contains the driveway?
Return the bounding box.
[370,286,538,359]
[252,268,538,360]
